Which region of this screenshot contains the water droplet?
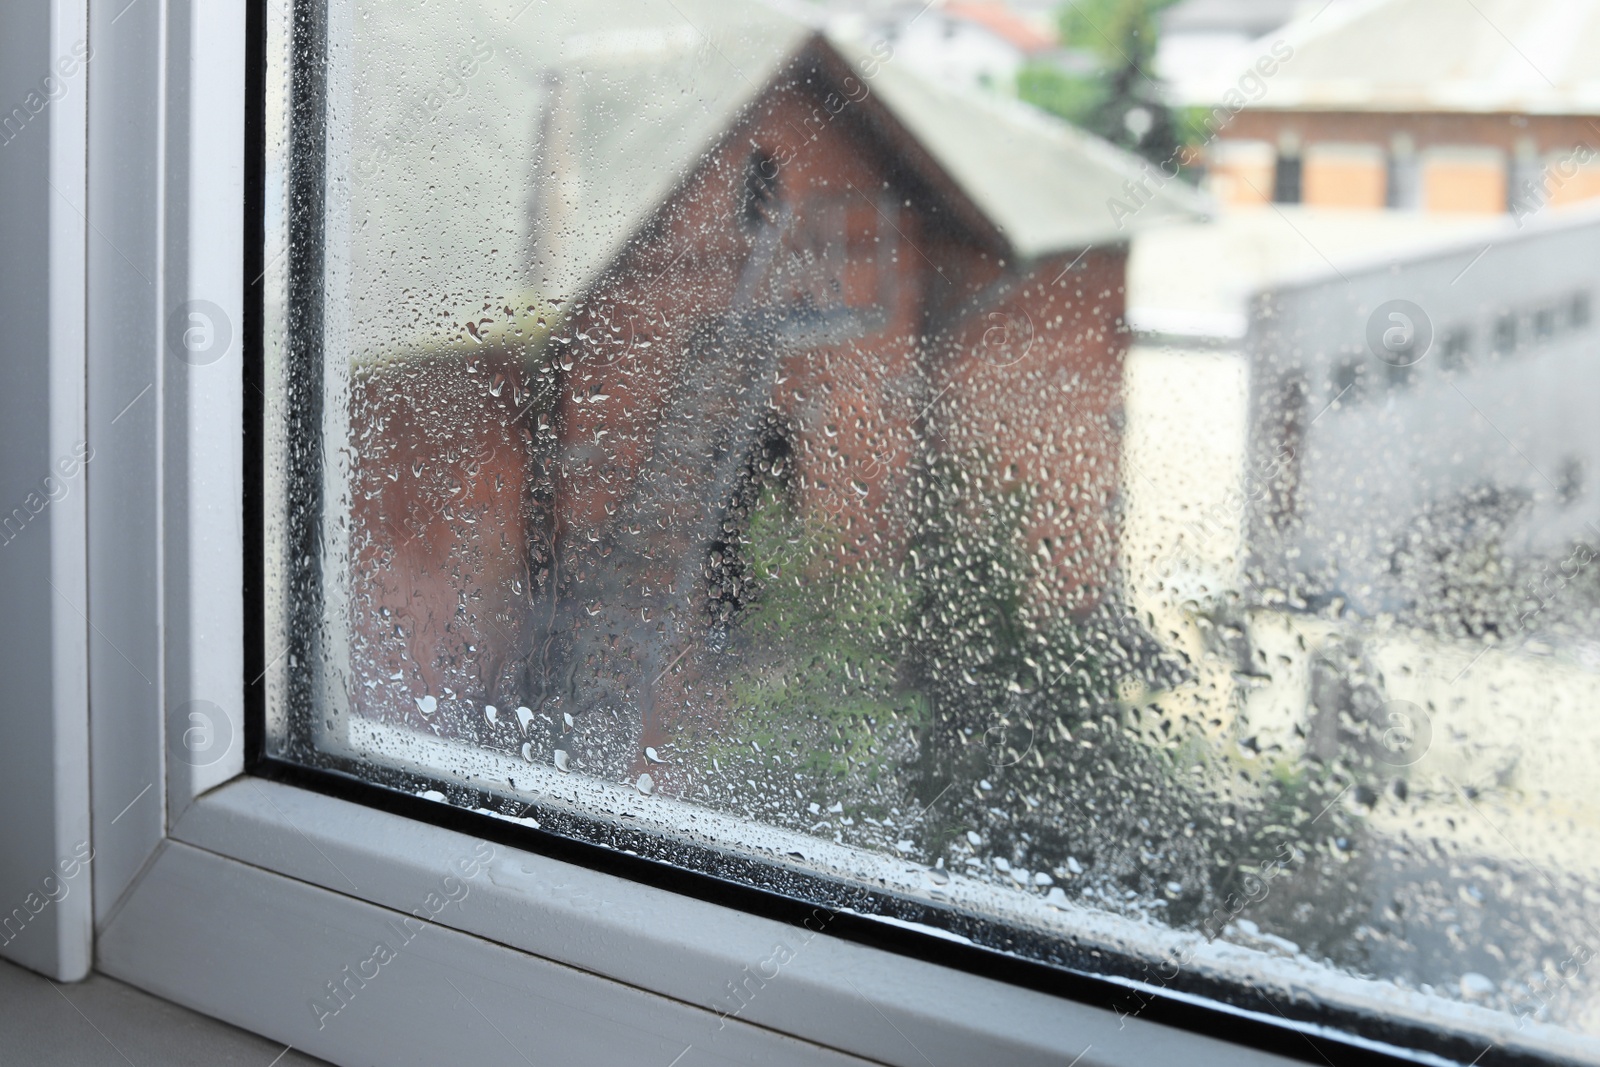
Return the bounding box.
[636,773,655,795]
[515,706,534,734]
[416,695,437,716]
[645,746,667,763]
[553,749,570,773]
[484,704,498,726]
[520,742,533,762]
[563,712,575,729]
[966,830,982,848]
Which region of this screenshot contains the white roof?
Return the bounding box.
[1127,207,1507,339]
[1172,0,1600,113]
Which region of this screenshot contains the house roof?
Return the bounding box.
[534,14,1206,300]
[1173,0,1600,113]
[1126,207,1506,340]
[943,1,1057,53]
[843,34,1206,255]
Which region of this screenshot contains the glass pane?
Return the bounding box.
[263,0,1600,1058]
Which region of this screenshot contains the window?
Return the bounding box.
[1273,151,1302,204]
[245,1,1600,1063]
[11,1,1600,1065]
[1508,141,1545,214]
[1386,134,1421,209]
[1438,326,1472,370]
[1493,311,1518,355]
[742,150,781,230]
[1331,357,1367,402]
[1534,306,1557,341]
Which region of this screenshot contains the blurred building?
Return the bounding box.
[1155,0,1309,86]
[349,24,1202,761]
[1125,203,1600,624]
[1123,203,1600,872]
[1173,0,1600,214]
[877,1,1058,92]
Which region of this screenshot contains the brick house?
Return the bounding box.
[348,26,1200,776]
[1179,0,1600,215]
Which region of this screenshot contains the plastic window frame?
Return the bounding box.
[0,0,1534,1064]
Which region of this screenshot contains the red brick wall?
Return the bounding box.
[931,245,1127,614]
[557,77,1127,594]
[553,87,935,561]
[347,349,539,724]
[344,55,1130,746]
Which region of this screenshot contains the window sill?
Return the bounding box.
[106,776,1295,1067]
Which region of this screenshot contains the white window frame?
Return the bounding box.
[0,1,1544,1064]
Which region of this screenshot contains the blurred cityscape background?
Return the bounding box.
[301,0,1600,1046]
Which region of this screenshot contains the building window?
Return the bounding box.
[1386,135,1420,209]
[1438,326,1471,370]
[1558,455,1586,505]
[742,149,780,230]
[1273,151,1302,203]
[1507,139,1545,215]
[1332,357,1366,402]
[1493,311,1518,355]
[1534,305,1557,340]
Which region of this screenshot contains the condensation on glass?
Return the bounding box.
[262,0,1600,1058]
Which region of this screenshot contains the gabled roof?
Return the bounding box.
[1174,0,1600,113]
[841,35,1205,256]
[533,13,1205,300]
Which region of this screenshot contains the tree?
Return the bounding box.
[1018,0,1185,168]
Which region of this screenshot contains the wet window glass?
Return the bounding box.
[263,0,1600,1059]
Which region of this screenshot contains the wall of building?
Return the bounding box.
[932,245,1129,615]
[1206,111,1600,214]
[1247,212,1600,614]
[342,65,1132,758]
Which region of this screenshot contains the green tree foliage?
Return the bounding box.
[897,454,1240,915]
[721,485,926,787]
[711,446,1348,934]
[1018,0,1186,168]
